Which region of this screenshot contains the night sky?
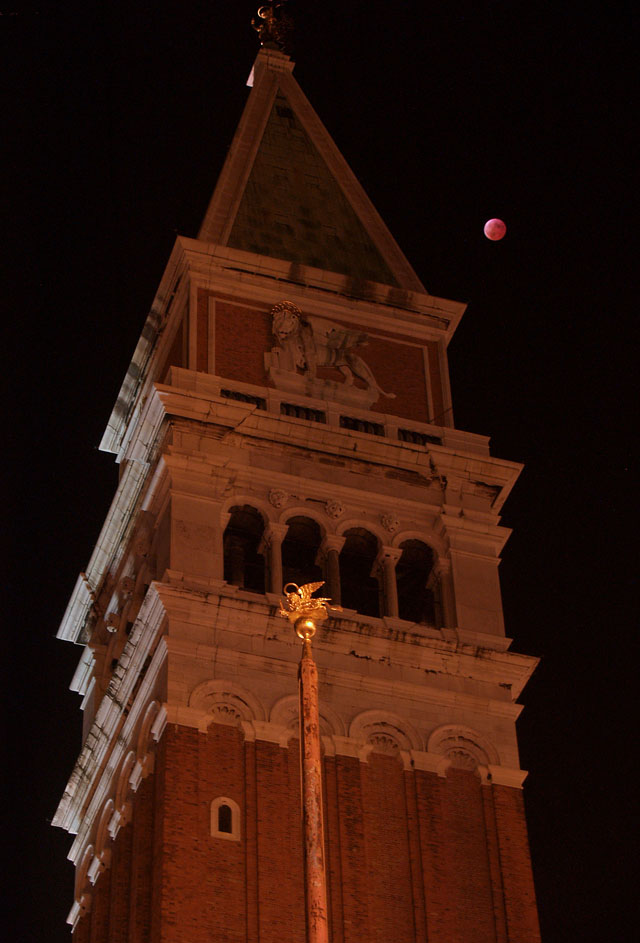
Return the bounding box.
[4,2,634,940]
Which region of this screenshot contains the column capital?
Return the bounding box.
[432,557,452,576]
[261,521,290,546]
[375,545,403,568]
[319,534,346,555]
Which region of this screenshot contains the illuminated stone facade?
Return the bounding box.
[55,48,541,942]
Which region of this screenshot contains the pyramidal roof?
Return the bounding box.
[198,49,425,292]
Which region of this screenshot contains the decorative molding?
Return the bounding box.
[57,456,155,643]
[487,764,528,789]
[270,694,346,737]
[150,704,167,742]
[188,679,266,725]
[251,720,292,746]
[381,513,401,534]
[409,750,450,776]
[325,500,344,519]
[269,488,289,509]
[331,735,363,759]
[87,848,111,886]
[67,893,91,930]
[349,710,423,753]
[61,594,168,858]
[427,724,500,771]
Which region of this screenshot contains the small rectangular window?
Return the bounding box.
[398,428,441,446]
[281,402,326,423]
[220,389,266,410]
[340,416,385,436]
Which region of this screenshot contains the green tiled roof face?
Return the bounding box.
[227,95,397,286]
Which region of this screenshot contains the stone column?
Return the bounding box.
[317,535,345,607]
[375,546,403,618]
[433,558,456,628]
[260,522,290,594]
[299,635,329,943]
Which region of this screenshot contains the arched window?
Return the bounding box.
[281,516,323,589]
[339,528,381,617]
[395,539,436,624]
[218,803,232,833]
[223,506,265,594]
[210,797,241,841]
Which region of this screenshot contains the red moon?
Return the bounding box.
[484,218,507,241]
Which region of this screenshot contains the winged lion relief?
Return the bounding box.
[265,301,395,408]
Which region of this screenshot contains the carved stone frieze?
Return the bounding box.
[266,301,395,408]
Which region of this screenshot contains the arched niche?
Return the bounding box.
[223,504,266,593]
[395,538,436,624]
[76,844,94,899]
[428,724,500,771]
[270,694,346,738]
[281,515,324,589]
[88,801,114,885]
[350,710,423,754]
[339,527,381,617]
[188,679,266,727]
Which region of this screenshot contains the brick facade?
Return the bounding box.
[76,724,539,942]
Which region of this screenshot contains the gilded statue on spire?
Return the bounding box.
[252,1,293,52]
[279,581,331,638]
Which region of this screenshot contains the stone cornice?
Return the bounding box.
[157,583,537,707]
[181,238,461,340]
[57,457,153,643]
[137,380,519,507]
[137,709,529,790]
[100,243,189,456]
[54,586,167,836]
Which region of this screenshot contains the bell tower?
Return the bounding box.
[54,39,541,943]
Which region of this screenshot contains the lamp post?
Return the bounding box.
[279,582,331,943]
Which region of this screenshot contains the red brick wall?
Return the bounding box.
[214,300,273,388]
[76,726,540,942]
[128,772,156,942]
[332,755,371,942]
[492,785,542,943]
[361,752,415,943]
[108,813,133,941]
[74,744,165,942]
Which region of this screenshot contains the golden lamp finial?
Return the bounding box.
[279,581,331,639]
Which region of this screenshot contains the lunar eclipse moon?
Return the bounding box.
[484,218,507,240]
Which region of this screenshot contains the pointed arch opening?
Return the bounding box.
[339,528,381,617]
[395,539,436,625]
[223,505,266,594]
[281,516,323,589]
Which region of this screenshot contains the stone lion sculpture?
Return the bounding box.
[271,302,395,399]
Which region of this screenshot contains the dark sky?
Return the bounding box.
[4,2,634,941]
